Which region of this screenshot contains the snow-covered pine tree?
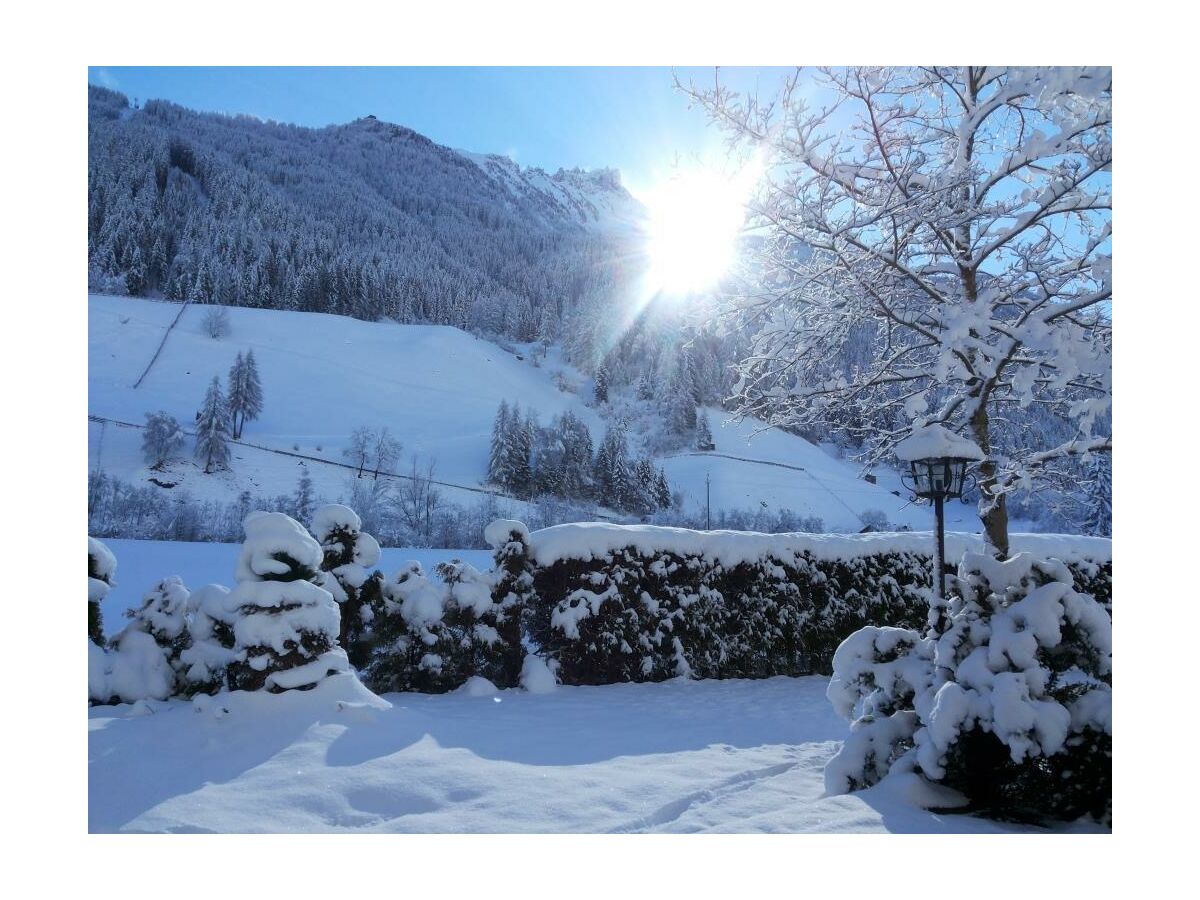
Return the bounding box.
[226,511,350,692]
[88,537,117,646]
[178,584,240,695]
[636,372,655,401]
[1080,455,1112,537]
[113,576,192,697]
[558,411,595,501]
[513,408,538,497]
[594,422,632,510]
[310,504,384,668]
[593,364,610,404]
[226,351,246,438]
[488,400,511,486]
[496,402,533,496]
[239,349,264,438]
[293,464,315,523]
[631,457,659,514]
[681,67,1112,556]
[195,376,231,473]
[653,467,673,510]
[141,411,185,468]
[695,414,715,451]
[666,366,698,437]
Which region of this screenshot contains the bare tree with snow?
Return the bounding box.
[344,426,377,478]
[141,411,185,468]
[681,67,1111,555]
[371,427,402,481]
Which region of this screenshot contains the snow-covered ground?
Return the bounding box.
[88,673,1098,833]
[96,538,494,638]
[89,294,1002,532]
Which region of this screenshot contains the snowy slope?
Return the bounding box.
[89,293,1004,533]
[88,674,1101,833]
[89,293,602,508]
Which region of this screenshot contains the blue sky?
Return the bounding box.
[87,66,792,199]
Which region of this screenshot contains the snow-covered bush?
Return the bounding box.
[90,576,192,705]
[88,537,117,646]
[825,552,1112,825]
[361,551,523,695]
[310,504,384,667]
[226,512,351,692]
[201,304,231,339]
[123,576,191,683]
[178,584,240,696]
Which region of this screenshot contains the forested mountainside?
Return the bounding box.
[87,85,643,343]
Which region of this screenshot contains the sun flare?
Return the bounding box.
[643,163,758,296]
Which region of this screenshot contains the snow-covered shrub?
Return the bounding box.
[124,576,191,681]
[824,552,1112,825]
[520,653,558,694]
[310,504,384,667]
[361,551,523,695]
[202,304,231,339]
[88,537,117,646]
[361,562,447,693]
[89,576,193,706]
[226,512,351,692]
[178,584,240,696]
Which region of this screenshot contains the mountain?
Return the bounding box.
[88,86,646,342]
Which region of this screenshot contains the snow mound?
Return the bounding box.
[457,676,500,697]
[520,654,558,694]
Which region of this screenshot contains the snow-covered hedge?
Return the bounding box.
[825,551,1112,825]
[88,517,1110,707]
[519,523,1111,685]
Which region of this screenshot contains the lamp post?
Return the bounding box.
[895,425,983,603]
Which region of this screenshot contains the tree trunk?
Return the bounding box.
[970,403,1009,558]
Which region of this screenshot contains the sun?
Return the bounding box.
[643,164,757,296]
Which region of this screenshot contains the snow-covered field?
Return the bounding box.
[89,294,996,532]
[96,538,493,639]
[89,673,1097,833]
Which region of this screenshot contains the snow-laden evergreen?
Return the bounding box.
[226,349,264,439]
[226,512,351,692]
[177,584,240,695]
[310,503,384,665]
[824,551,1111,823]
[194,376,231,473]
